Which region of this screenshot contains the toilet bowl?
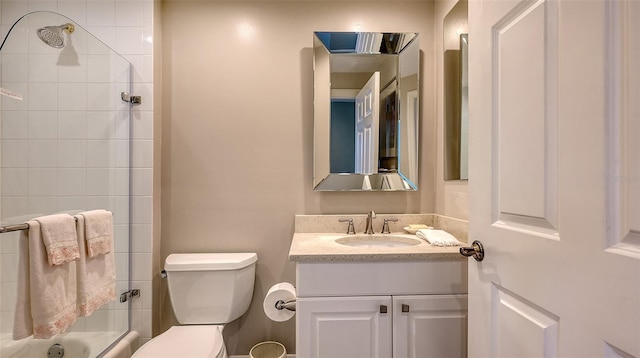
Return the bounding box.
[132,253,258,358]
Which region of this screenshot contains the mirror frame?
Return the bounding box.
[313,32,420,191]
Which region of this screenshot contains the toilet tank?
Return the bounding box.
[164,253,257,325]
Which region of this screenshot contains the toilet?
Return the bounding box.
[133,252,258,358]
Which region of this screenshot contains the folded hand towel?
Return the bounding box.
[416,229,461,247]
[75,214,116,317]
[13,220,78,340]
[36,214,79,266]
[81,210,113,257]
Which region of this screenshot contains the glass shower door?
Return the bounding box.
[0,11,131,356]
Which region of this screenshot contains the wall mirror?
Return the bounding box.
[443,0,469,180]
[313,31,420,191]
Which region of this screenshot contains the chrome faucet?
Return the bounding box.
[364,210,376,234]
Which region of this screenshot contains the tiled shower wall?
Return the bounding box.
[0,0,155,344]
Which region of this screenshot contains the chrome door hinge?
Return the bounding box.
[120,289,141,303]
[121,92,142,105]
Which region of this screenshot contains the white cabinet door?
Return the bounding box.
[297,296,392,358]
[393,295,468,358]
[469,0,640,356]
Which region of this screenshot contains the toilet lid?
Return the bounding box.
[132,325,224,357]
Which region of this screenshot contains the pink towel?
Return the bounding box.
[35,214,79,266]
[13,220,78,340]
[75,214,116,317]
[80,210,113,257]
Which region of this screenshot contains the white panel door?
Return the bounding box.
[393,295,468,358]
[355,72,380,174]
[297,296,392,358]
[469,0,640,357]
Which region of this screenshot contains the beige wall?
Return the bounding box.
[160,1,435,354]
[435,0,470,220]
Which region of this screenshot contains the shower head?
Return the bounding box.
[37,23,75,49]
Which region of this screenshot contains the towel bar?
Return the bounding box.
[0,217,79,234]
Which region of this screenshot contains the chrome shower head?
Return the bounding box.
[37,23,74,49]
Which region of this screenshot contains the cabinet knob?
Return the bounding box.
[379,305,388,314]
[401,304,410,313]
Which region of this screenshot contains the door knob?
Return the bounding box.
[380,305,388,314]
[460,240,485,262]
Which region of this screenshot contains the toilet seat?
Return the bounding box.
[132,325,225,358]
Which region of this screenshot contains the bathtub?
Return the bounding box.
[0,331,126,358]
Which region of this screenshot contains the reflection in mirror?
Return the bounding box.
[444,0,469,181]
[313,32,420,191]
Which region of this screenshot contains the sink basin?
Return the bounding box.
[335,235,422,248]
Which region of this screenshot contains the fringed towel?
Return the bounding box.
[36,214,79,266]
[13,220,78,340]
[75,214,116,317]
[80,210,113,257]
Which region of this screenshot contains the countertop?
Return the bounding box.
[288,232,465,262]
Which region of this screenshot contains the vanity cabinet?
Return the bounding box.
[297,294,467,358]
[295,260,468,358]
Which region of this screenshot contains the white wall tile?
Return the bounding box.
[87,54,111,82]
[115,27,144,55]
[58,110,87,139]
[28,139,57,167]
[131,139,152,168]
[86,139,113,167]
[2,54,29,82]
[86,111,114,139]
[86,168,114,195]
[116,1,143,27]
[114,195,129,224]
[27,196,58,215]
[29,83,58,110]
[28,111,58,139]
[132,110,153,139]
[58,196,87,212]
[1,25,28,54]
[2,140,29,167]
[131,224,152,253]
[87,83,113,110]
[57,54,88,83]
[131,195,152,224]
[131,168,152,196]
[28,168,58,195]
[1,168,28,195]
[58,139,87,167]
[58,82,88,110]
[27,1,57,13]
[29,54,58,83]
[58,1,88,25]
[1,197,28,218]
[131,253,151,281]
[1,111,29,139]
[87,2,115,27]
[1,2,28,26]
[58,168,87,195]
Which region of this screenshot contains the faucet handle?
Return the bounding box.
[338,218,356,234]
[381,218,399,234]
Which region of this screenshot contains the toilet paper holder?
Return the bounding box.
[274,299,296,311]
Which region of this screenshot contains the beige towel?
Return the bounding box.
[36,214,79,266]
[13,220,78,340]
[75,214,116,317]
[81,210,113,257]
